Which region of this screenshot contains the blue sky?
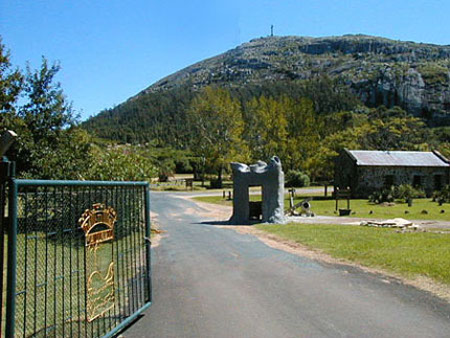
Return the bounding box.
[1,0,449,120]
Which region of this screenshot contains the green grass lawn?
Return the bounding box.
[194,195,450,221]
[308,198,449,221]
[257,223,450,285]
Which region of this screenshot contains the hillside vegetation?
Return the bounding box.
[85,35,450,143]
[83,35,450,184]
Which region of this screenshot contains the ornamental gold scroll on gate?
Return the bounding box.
[79,203,117,322]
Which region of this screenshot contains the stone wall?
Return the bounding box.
[335,151,450,198]
[355,166,449,197]
[334,150,357,192]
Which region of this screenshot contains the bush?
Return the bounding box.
[158,159,175,182]
[285,170,310,187]
[434,185,450,203]
[369,185,427,204]
[368,186,395,204]
[86,145,158,181]
[394,184,425,202]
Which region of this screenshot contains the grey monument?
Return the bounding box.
[230,156,285,224]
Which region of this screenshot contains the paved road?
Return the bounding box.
[123,191,450,337]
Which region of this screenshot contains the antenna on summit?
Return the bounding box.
[271,25,274,37]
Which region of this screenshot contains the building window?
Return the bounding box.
[384,175,394,187]
[413,175,422,188]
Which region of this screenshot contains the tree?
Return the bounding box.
[0,37,92,179]
[0,37,23,114]
[187,86,248,187]
[21,58,74,138]
[10,57,88,178]
[359,106,427,150]
[245,95,288,161]
[85,144,157,181]
[306,106,429,181]
[285,97,321,171]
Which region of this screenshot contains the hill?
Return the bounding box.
[83,34,450,144]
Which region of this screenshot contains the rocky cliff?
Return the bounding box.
[135,34,450,125]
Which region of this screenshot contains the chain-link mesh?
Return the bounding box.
[5,182,150,337]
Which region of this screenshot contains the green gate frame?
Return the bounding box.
[2,177,152,337]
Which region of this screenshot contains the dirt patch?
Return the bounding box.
[150,211,164,248]
[151,231,164,248]
[176,195,232,220]
[184,195,450,302]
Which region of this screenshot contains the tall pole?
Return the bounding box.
[271,25,274,37]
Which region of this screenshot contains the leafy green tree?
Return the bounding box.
[187,86,248,187]
[306,106,429,181]
[285,97,321,171]
[361,107,427,150]
[14,58,87,179]
[246,95,288,161]
[241,96,265,159]
[307,126,362,181]
[20,58,74,140]
[0,37,23,114]
[85,145,157,181]
[25,127,92,179]
[0,38,92,179]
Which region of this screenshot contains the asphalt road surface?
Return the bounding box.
[123,191,450,337]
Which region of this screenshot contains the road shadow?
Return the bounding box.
[198,220,259,226]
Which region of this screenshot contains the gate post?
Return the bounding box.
[144,184,152,303]
[5,175,18,337]
[1,131,17,337]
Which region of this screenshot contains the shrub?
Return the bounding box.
[394,184,425,202]
[285,170,310,187]
[158,159,176,182]
[434,185,450,203]
[368,186,395,204]
[86,145,158,181]
[418,63,449,85]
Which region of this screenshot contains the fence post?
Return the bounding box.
[144,184,152,303]
[5,179,18,337]
[1,131,17,336]
[0,158,11,335]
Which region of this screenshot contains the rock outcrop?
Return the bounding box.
[137,35,450,125]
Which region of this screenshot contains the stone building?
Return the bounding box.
[334,149,450,198]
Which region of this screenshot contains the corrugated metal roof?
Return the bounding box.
[348,150,449,167]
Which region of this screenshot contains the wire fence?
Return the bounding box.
[2,180,151,337]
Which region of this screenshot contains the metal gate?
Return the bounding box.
[0,175,152,337]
